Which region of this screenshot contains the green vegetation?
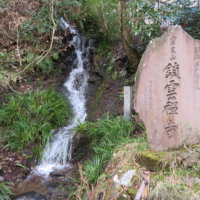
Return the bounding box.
[126,0,200,56]
[72,117,200,199]
[0,89,71,158]
[74,115,142,184]
[66,0,120,40]
[0,182,13,200]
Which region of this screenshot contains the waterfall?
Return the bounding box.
[35,21,93,176]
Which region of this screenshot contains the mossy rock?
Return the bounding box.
[127,188,138,200]
[136,151,171,172]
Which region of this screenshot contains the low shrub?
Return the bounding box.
[0,89,72,158]
[74,115,136,184]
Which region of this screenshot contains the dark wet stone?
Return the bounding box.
[49,172,65,178]
[88,73,103,84]
[47,182,60,192]
[66,56,73,65]
[73,64,77,69]
[82,52,86,59]
[66,56,73,62]
[71,45,75,51]
[88,47,94,54]
[72,51,77,59]
[83,60,90,70]
[66,46,73,53]
[12,191,47,200]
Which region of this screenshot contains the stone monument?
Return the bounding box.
[134,25,200,151]
[124,86,132,118]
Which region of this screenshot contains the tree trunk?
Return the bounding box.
[118,0,139,68]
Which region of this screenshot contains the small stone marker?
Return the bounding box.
[124,86,132,118]
[134,25,200,151]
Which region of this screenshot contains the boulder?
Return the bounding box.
[134,25,200,150]
[49,171,65,178]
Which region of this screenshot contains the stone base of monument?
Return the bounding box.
[136,143,200,172]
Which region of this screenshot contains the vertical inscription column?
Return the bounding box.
[124,86,132,118]
[163,36,180,138]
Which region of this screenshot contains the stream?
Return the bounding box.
[13,20,94,200]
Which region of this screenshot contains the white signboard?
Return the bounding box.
[124,86,132,118]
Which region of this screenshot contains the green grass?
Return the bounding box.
[0,89,72,158]
[74,115,137,184]
[0,182,14,200]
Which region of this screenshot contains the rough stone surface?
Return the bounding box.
[134,25,200,151]
[12,191,47,200]
[49,171,65,178]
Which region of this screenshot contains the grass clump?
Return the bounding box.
[0,89,72,158]
[0,182,14,200]
[74,115,137,184]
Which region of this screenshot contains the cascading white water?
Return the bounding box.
[35,21,93,176]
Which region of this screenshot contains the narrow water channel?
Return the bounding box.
[13,21,93,199]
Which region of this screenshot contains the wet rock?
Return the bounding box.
[58,62,67,70]
[49,171,65,178]
[82,52,86,59]
[66,55,73,65]
[0,176,4,182]
[66,46,73,54]
[88,74,103,84]
[47,182,60,192]
[73,64,77,69]
[88,47,94,54]
[12,191,47,200]
[71,44,75,52]
[86,54,92,62]
[83,60,90,70]
[72,51,77,59]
